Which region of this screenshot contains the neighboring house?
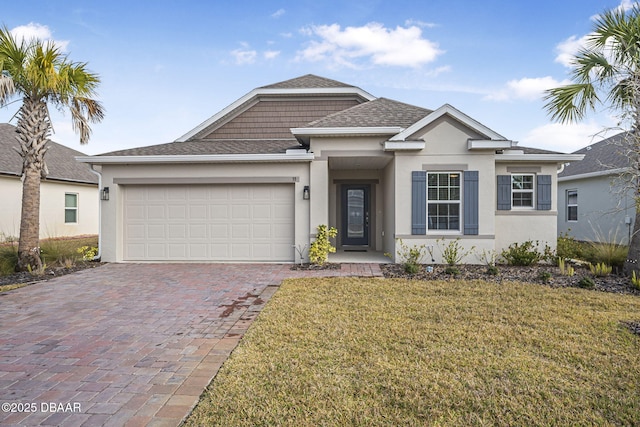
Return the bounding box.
[0,123,99,240]
[78,75,581,264]
[558,132,635,244]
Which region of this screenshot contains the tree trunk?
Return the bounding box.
[17,165,42,271]
[15,97,50,272]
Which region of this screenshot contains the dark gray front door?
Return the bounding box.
[341,185,370,247]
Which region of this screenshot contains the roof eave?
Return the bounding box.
[75,153,315,165]
[558,167,628,182]
[495,153,585,163]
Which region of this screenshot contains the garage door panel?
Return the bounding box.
[124,184,294,261]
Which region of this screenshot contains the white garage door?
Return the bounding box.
[123,184,294,261]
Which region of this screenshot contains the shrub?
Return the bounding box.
[486,265,499,276]
[438,238,474,266]
[444,266,461,276]
[556,231,587,261]
[475,249,499,276]
[0,244,18,275]
[393,239,428,274]
[501,240,545,266]
[589,262,612,277]
[586,226,628,268]
[558,258,575,277]
[309,225,338,266]
[578,276,595,289]
[538,271,552,284]
[77,246,98,261]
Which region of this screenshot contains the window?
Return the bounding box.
[511,174,534,208]
[427,172,460,230]
[567,189,578,221]
[65,193,78,223]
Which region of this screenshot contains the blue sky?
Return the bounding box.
[0,0,634,155]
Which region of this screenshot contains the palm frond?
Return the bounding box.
[543,84,599,123]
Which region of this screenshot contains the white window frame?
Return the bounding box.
[566,189,578,222]
[65,193,78,224]
[426,171,462,233]
[511,174,535,209]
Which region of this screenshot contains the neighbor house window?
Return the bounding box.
[65,193,78,223]
[567,189,578,221]
[427,172,460,231]
[511,174,534,208]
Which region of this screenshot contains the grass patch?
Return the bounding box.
[0,235,98,276]
[185,278,640,427]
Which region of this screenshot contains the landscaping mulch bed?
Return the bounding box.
[0,261,103,288]
[381,263,640,295]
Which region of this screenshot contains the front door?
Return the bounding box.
[341,184,370,247]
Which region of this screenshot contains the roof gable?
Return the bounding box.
[0,123,97,184]
[390,104,506,141]
[176,74,375,142]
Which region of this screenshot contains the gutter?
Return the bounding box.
[75,152,315,164]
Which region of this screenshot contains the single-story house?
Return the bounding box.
[558,131,635,244]
[0,123,99,240]
[78,74,582,264]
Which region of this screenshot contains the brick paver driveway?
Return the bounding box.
[0,263,382,426]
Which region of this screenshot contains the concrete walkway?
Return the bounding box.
[0,263,383,427]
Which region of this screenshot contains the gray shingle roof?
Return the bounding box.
[559,132,630,178]
[0,123,98,184]
[259,74,356,89]
[99,139,300,156]
[305,97,432,129]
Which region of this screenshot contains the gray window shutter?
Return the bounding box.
[412,171,427,234]
[497,175,511,210]
[464,171,479,235]
[537,174,552,210]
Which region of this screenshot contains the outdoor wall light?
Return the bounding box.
[303,185,310,200]
[101,187,110,201]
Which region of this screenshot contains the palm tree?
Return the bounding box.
[0,27,104,271]
[543,5,640,275]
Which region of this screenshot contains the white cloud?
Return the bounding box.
[264,50,280,60]
[520,121,610,153]
[404,19,437,29]
[231,48,257,65]
[296,22,443,69]
[485,76,571,102]
[10,22,69,51]
[271,9,285,18]
[554,34,590,67]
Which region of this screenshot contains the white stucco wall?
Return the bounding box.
[0,175,98,240]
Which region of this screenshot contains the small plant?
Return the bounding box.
[587,224,628,268]
[476,248,498,275]
[589,262,612,277]
[538,271,552,284]
[501,240,544,266]
[62,257,76,269]
[578,276,595,289]
[393,239,428,274]
[27,262,48,277]
[556,231,586,261]
[558,258,575,277]
[77,246,99,261]
[444,265,461,276]
[308,225,338,266]
[438,238,475,266]
[293,244,308,266]
[631,271,640,290]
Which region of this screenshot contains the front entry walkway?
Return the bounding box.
[0,263,382,427]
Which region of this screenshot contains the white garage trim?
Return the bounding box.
[123,183,294,262]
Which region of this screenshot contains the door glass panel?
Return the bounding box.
[347,189,364,239]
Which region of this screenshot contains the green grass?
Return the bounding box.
[0,235,98,276]
[185,278,640,427]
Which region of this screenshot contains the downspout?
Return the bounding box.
[88,164,102,261]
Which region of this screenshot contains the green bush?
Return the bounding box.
[438,238,474,266]
[309,225,338,266]
[578,276,595,289]
[393,239,428,274]
[585,226,628,268]
[501,240,545,266]
[0,244,18,275]
[557,232,588,261]
[538,271,552,284]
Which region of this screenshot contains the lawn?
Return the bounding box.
[185,277,640,427]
